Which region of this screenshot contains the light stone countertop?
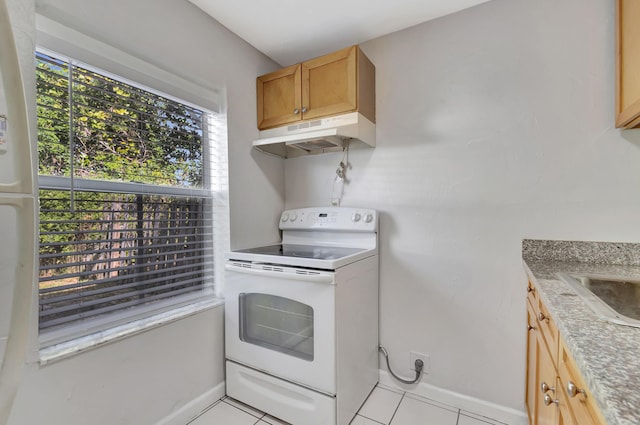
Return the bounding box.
[523,240,640,425]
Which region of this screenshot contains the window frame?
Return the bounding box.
[34,44,226,353]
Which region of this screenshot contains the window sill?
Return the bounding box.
[39,295,224,365]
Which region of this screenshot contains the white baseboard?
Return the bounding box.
[154,382,226,425]
[378,371,528,425]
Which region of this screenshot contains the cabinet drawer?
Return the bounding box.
[558,340,605,425]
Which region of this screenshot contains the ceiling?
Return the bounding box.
[188,0,492,66]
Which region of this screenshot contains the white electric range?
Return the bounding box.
[224,207,379,425]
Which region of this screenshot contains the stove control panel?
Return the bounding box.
[280,207,377,232]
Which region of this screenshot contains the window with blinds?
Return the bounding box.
[36,51,215,331]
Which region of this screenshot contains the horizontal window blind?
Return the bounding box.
[36,50,215,331]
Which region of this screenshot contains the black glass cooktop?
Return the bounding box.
[235,244,365,260]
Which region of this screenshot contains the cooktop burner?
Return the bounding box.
[234,244,365,261]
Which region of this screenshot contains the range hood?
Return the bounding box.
[253,112,375,158]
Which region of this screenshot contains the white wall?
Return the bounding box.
[286,0,640,413]
[4,0,284,424]
[11,307,225,425]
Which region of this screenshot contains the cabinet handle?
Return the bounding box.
[538,312,546,322]
[543,393,559,406]
[540,382,555,394]
[567,381,586,398]
[301,106,307,113]
[528,325,536,331]
[293,108,300,114]
[527,286,535,293]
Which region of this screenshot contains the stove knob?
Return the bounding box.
[352,213,361,222]
[364,213,374,223]
[290,212,298,221]
[281,212,289,222]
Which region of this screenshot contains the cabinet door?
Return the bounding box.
[537,331,557,425]
[557,378,577,425]
[257,64,301,130]
[558,342,602,425]
[526,300,538,425]
[536,295,559,366]
[616,0,640,128]
[301,46,357,120]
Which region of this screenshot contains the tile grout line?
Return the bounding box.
[387,390,406,425]
[386,388,463,425]
[222,398,266,420]
[351,385,384,424]
[459,410,507,425]
[355,385,403,425]
[185,398,223,424]
[354,414,387,425]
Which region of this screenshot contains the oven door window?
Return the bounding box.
[239,293,314,361]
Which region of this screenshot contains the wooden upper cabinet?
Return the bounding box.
[257,45,375,130]
[616,0,640,128]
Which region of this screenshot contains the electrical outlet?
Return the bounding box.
[409,351,429,374]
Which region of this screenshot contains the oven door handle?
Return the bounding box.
[225,264,335,284]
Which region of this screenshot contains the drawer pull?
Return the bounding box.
[543,393,559,406]
[541,382,555,394]
[528,325,536,331]
[527,286,535,293]
[567,381,586,398]
[538,312,547,321]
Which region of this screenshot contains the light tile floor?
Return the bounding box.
[187,384,509,425]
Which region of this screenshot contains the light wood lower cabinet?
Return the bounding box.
[525,281,606,425]
[526,293,560,425]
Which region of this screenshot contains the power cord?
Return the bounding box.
[379,344,424,385]
[330,141,350,206]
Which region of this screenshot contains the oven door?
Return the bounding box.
[224,262,336,395]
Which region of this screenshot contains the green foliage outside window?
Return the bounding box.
[36,52,204,186]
